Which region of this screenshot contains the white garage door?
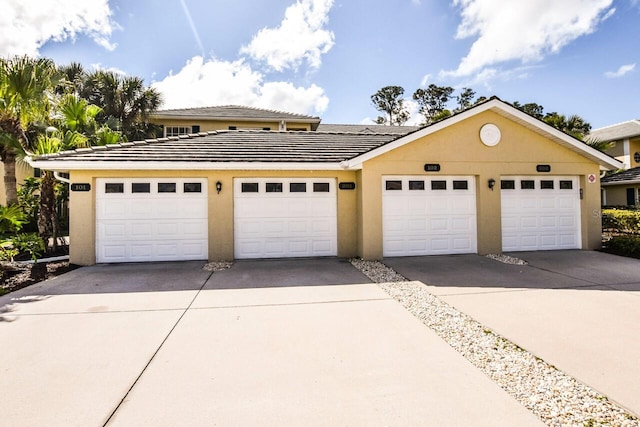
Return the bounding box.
[501,176,581,251]
[234,178,337,259]
[96,178,208,263]
[382,176,477,256]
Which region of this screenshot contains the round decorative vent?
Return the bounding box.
[634,152,640,163]
[480,123,501,147]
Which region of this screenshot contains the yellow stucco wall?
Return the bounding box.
[68,169,358,265]
[357,110,603,259]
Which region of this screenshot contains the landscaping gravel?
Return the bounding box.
[350,258,639,427]
[202,261,233,272]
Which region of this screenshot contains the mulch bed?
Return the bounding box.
[1,261,78,296]
[1,246,78,296]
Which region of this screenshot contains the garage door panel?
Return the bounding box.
[234,178,337,259]
[96,178,208,263]
[383,176,477,256]
[501,177,580,252]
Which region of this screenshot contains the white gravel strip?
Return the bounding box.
[486,253,528,265]
[350,258,639,427]
[202,261,233,272]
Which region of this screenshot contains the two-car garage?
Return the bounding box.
[381,175,581,257]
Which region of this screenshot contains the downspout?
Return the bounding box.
[53,171,70,184]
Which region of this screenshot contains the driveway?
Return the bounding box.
[384,250,640,416]
[0,259,541,427]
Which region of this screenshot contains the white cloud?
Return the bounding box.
[443,0,615,77]
[152,56,329,115]
[0,0,116,57]
[90,63,127,75]
[420,74,431,86]
[240,0,335,72]
[604,63,636,78]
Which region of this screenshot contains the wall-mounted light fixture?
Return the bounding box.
[488,178,496,190]
[216,181,222,194]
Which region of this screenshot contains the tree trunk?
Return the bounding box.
[3,151,18,205]
[37,171,57,253]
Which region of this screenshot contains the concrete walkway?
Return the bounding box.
[0,259,541,427]
[385,250,640,416]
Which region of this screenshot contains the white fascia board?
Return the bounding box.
[601,179,640,187]
[343,98,623,170]
[26,159,346,171]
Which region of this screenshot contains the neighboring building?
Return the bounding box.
[28,98,622,265]
[149,105,322,135]
[589,120,640,206]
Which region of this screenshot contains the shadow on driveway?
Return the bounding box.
[204,258,370,290]
[383,250,640,292]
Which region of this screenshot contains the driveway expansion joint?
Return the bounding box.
[102,270,214,426]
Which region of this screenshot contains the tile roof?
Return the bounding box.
[588,120,640,142]
[317,123,421,135]
[31,130,400,164]
[150,105,320,121]
[601,166,640,184]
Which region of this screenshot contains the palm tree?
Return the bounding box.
[0,56,58,204]
[79,70,163,141]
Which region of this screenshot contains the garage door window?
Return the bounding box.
[521,180,535,190]
[313,183,330,192]
[132,183,150,193]
[158,183,176,193]
[184,183,202,193]
[560,180,573,190]
[386,181,402,190]
[541,180,554,189]
[241,183,259,193]
[105,183,124,193]
[453,180,469,190]
[501,180,515,190]
[266,182,283,193]
[409,180,425,190]
[290,183,307,192]
[431,180,447,190]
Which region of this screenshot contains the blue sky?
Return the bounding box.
[2,0,639,129]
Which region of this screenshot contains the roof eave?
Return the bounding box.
[601,179,640,186]
[26,158,350,172]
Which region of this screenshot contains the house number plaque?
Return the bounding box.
[70,183,91,192]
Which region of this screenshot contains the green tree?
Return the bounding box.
[543,112,591,140]
[371,85,410,126]
[455,87,476,112]
[0,56,59,204]
[79,70,163,140]
[413,84,454,125]
[512,101,545,120]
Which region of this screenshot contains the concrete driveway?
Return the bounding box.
[384,250,640,416]
[0,259,541,427]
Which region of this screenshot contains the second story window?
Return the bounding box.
[165,126,192,137]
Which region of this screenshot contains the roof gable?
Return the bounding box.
[342,98,622,170]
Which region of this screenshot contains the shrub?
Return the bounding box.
[12,233,46,261]
[603,235,640,259]
[602,209,640,234]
